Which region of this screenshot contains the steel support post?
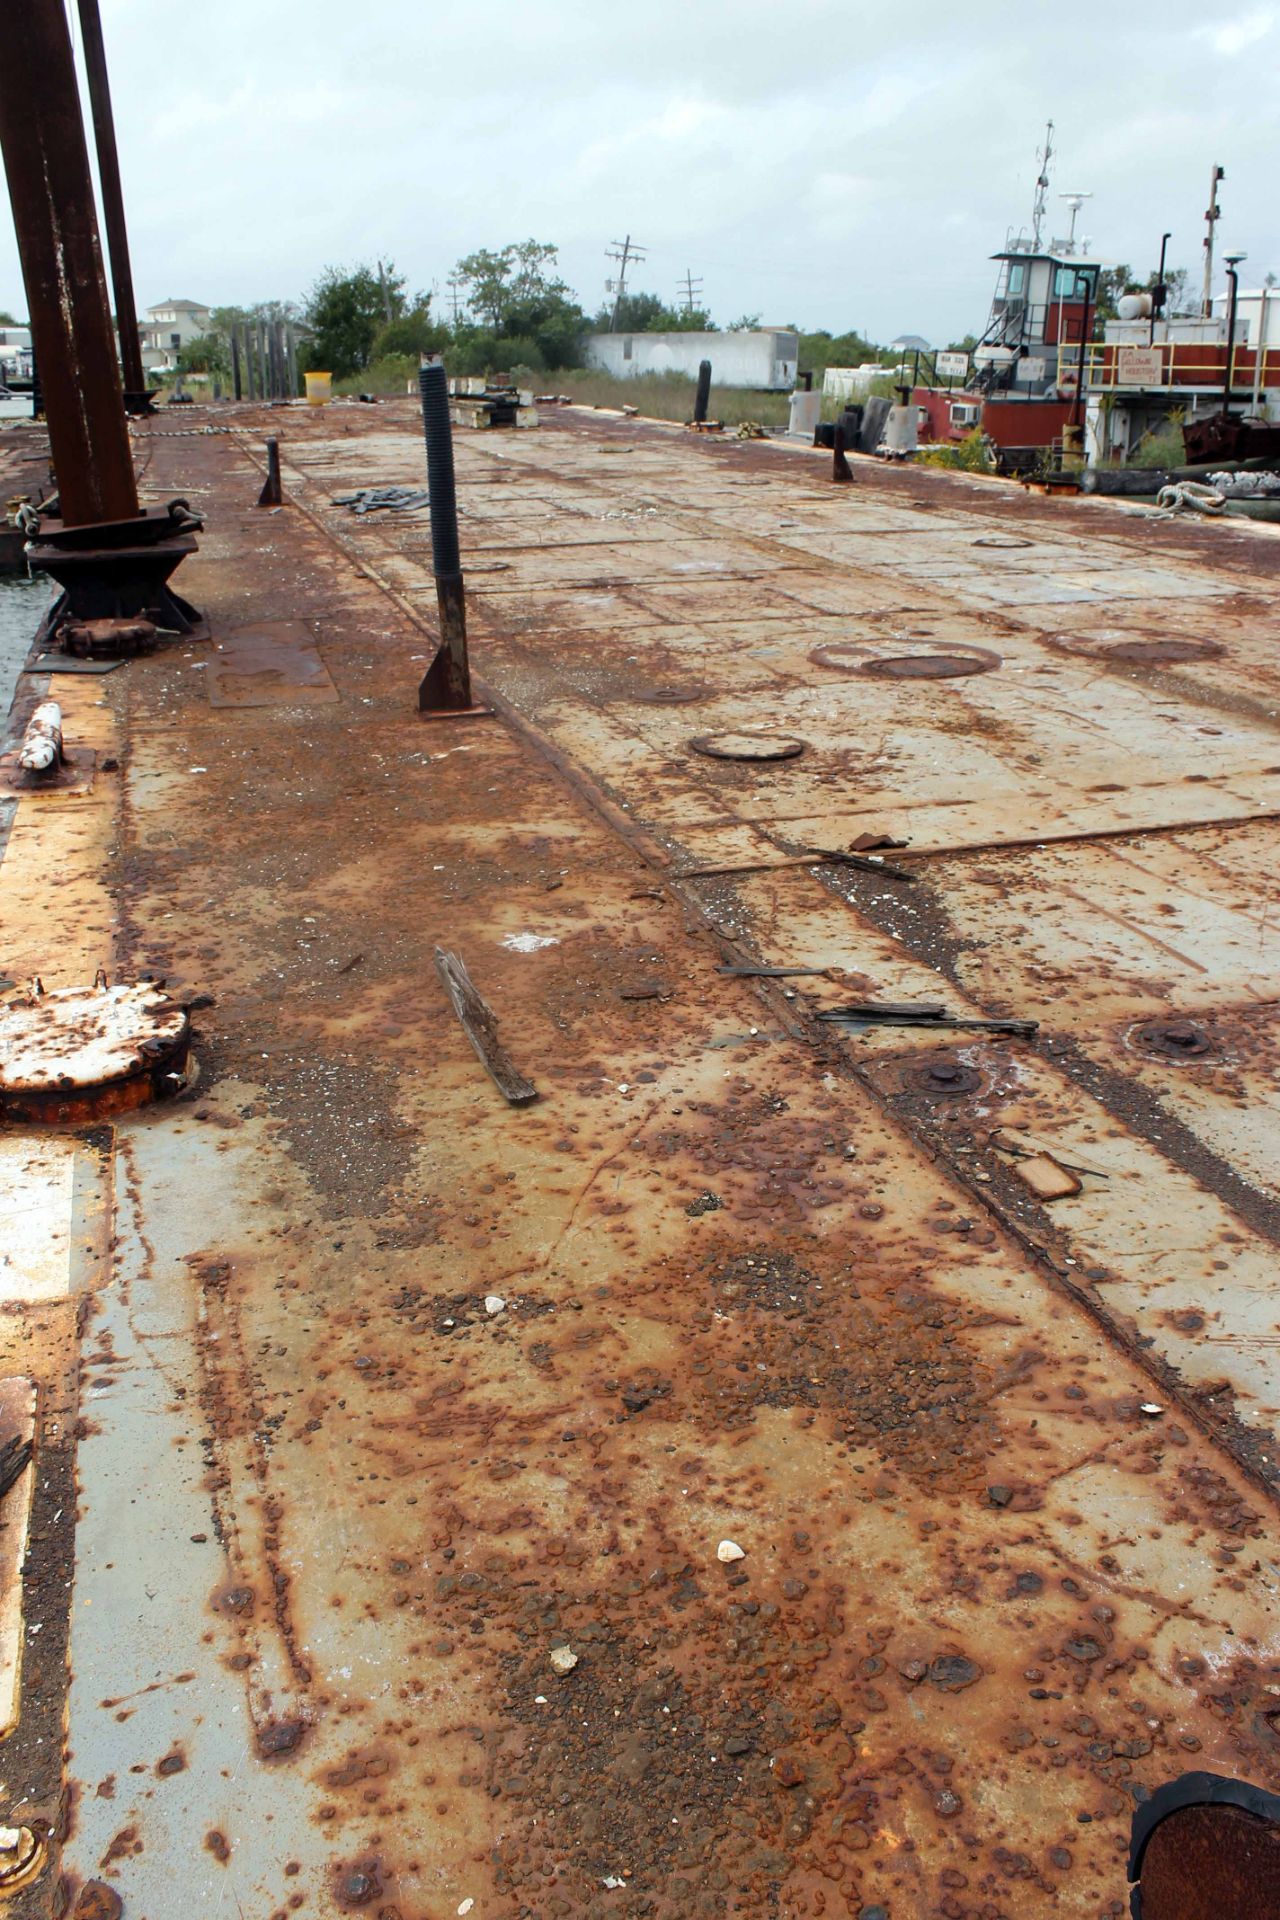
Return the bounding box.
[76,0,149,410]
[694,359,712,425]
[417,362,477,713]
[0,0,139,527]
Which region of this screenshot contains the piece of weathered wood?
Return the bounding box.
[434,947,538,1106]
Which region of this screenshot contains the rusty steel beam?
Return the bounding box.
[76,0,148,407]
[417,360,475,713]
[0,0,138,527]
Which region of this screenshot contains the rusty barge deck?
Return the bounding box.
[2,402,1280,1920]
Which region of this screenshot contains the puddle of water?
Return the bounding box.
[0,571,55,736]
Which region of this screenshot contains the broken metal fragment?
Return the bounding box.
[433,947,538,1107]
[1010,1153,1084,1202]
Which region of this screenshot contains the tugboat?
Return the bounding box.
[910,123,1100,471]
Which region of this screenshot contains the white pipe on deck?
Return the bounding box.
[18,701,62,773]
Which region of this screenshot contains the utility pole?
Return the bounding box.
[1202,164,1225,317]
[376,259,394,323]
[76,0,148,409]
[679,269,704,318]
[446,272,463,326]
[606,235,646,331]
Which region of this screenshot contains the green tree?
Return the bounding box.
[302,263,408,378]
[453,241,586,368]
[177,332,230,376]
[725,312,762,331]
[1094,265,1132,326]
[0,309,19,326]
[594,290,713,332]
[371,301,450,361]
[797,328,881,376]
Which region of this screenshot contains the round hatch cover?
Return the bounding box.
[911,1056,983,1096]
[689,731,806,762]
[1105,637,1226,665]
[0,978,193,1123]
[862,650,1001,680]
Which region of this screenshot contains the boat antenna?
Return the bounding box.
[1058,191,1092,253]
[1031,120,1054,249]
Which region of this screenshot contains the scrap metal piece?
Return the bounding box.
[718,966,835,979]
[690,732,806,763]
[0,978,193,1124]
[832,999,947,1020]
[822,1005,1038,1037]
[805,846,918,882]
[434,947,538,1107]
[1010,1153,1083,1202]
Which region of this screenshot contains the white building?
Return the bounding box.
[0,326,32,386]
[585,328,799,390]
[141,298,212,373]
[1211,286,1280,348]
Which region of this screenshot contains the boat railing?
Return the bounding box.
[1083,339,1280,395]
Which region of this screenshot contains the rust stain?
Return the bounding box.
[16,401,1280,1920]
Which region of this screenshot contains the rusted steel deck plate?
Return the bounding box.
[8,406,1277,1920]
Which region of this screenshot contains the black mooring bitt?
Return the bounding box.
[693,359,712,425]
[256,437,282,507]
[417,362,474,714]
[832,423,854,484]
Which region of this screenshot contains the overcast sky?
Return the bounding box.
[2,0,1278,344]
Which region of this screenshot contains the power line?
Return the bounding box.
[605,235,646,331]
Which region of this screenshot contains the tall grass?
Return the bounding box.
[541,370,795,427]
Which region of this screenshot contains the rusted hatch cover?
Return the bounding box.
[0,977,193,1123]
[809,639,1001,678]
[1128,1771,1280,1918]
[861,650,1002,680]
[689,731,806,762]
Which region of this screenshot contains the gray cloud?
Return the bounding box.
[2,0,1277,344]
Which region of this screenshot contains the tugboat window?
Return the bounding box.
[1007,263,1025,295]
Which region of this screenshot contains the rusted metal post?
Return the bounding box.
[832,423,854,483]
[694,359,712,425]
[257,438,283,507]
[76,0,149,410]
[0,0,139,527]
[417,361,473,712]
